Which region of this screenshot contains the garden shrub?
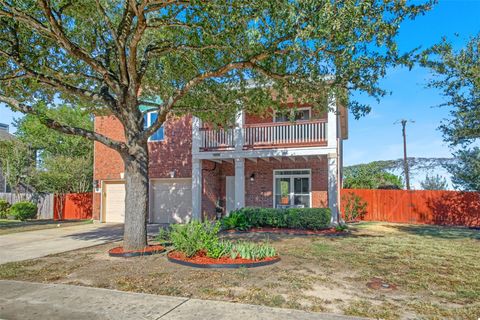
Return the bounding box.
[170,221,221,257]
[170,221,277,260]
[222,207,331,230]
[342,192,367,221]
[220,210,251,231]
[0,199,10,219]
[9,201,37,221]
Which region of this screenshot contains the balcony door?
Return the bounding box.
[274,170,311,208]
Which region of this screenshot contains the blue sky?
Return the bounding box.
[345,0,480,167]
[0,1,479,188]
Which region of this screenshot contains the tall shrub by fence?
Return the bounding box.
[340,189,480,227]
[0,193,54,219]
[54,193,93,220]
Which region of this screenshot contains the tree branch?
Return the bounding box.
[0,95,127,153]
[0,48,107,104]
[140,49,288,140]
[38,0,120,92]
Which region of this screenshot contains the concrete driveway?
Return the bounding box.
[0,223,160,264]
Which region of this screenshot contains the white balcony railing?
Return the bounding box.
[200,127,235,151]
[199,120,327,151]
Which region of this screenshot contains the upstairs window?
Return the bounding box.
[274,108,311,123]
[143,112,164,142]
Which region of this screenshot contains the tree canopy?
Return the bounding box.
[0,105,93,194]
[343,162,404,190]
[420,173,448,190]
[422,34,479,191]
[0,0,435,249]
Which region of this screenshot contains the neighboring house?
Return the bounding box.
[0,123,15,193]
[93,97,348,224]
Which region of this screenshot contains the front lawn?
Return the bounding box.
[0,219,93,235]
[0,222,478,319]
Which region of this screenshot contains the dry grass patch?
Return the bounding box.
[0,222,478,319]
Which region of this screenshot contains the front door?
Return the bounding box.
[274,170,311,208]
[226,176,235,214]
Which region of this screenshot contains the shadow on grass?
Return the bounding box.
[387,224,479,240]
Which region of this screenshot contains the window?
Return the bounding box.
[274,170,311,208]
[143,111,164,141]
[274,108,311,123]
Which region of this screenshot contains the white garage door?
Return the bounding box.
[104,182,125,223]
[150,179,192,224]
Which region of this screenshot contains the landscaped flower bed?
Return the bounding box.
[164,221,280,268]
[167,250,280,268]
[108,244,166,257]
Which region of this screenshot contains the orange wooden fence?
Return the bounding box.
[340,189,480,227]
[54,193,93,220]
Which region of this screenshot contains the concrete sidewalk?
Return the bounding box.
[0,223,160,264]
[0,280,367,320]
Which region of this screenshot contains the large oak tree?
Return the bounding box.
[0,0,433,250]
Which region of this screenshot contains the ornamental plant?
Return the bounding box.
[169,221,277,260]
[9,201,37,221]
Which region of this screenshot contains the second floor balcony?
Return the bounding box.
[199,119,328,152]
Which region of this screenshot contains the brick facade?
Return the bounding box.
[94,112,331,221]
[198,157,328,218]
[92,114,193,220]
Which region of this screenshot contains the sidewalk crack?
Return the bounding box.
[156,298,190,319]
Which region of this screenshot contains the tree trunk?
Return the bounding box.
[122,140,149,250]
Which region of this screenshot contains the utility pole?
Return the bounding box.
[395,119,414,190]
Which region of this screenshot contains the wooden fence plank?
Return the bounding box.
[341,189,480,227]
[0,193,53,219]
[54,193,93,220]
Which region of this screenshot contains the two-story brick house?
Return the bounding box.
[93,98,347,224]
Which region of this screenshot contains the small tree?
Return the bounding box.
[0,1,434,249]
[343,163,404,189]
[446,148,480,191]
[422,34,479,191]
[420,173,448,190]
[0,139,35,195]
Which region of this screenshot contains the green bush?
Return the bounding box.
[170,221,221,257]
[220,211,251,231]
[9,201,37,221]
[342,192,367,221]
[0,199,10,219]
[221,207,331,230]
[170,221,277,260]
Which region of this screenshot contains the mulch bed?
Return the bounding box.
[108,244,166,258]
[167,250,281,268]
[224,227,346,236]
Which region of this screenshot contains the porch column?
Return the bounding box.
[234,158,245,209]
[234,110,244,151]
[192,116,202,153]
[327,95,338,148]
[328,153,339,224]
[192,158,202,220]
